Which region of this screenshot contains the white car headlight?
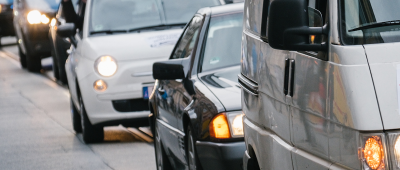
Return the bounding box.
[95,56,118,77]
[227,112,244,137]
[27,10,50,24]
[27,10,41,24]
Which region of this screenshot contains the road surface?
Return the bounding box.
[0,37,156,170]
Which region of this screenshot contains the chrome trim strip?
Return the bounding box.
[131,72,152,77]
[239,82,258,96]
[238,74,258,91]
[157,119,185,137]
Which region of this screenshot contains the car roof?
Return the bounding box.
[197,2,244,17]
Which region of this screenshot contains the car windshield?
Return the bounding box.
[26,0,60,11]
[200,13,243,72]
[340,0,400,45]
[90,0,219,34]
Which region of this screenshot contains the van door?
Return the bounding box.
[241,0,293,169]
[288,0,331,169]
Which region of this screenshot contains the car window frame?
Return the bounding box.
[169,15,205,60]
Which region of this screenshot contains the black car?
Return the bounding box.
[49,0,79,84]
[149,3,245,170]
[0,0,15,43]
[13,0,58,72]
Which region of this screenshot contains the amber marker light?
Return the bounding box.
[363,136,384,169]
[209,113,231,139]
[93,80,107,92]
[310,35,315,44]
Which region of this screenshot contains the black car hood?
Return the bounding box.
[198,66,241,111]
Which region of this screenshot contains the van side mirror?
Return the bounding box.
[267,0,328,51]
[153,59,186,80]
[57,23,77,47]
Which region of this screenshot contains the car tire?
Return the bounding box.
[26,53,42,72]
[52,51,60,80]
[18,45,27,68]
[70,97,82,133]
[154,122,172,170]
[186,125,202,170]
[79,94,104,143]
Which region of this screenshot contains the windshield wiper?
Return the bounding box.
[349,20,400,32]
[90,30,127,35]
[128,23,187,32]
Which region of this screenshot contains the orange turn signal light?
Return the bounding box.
[363,136,384,169]
[209,113,230,139]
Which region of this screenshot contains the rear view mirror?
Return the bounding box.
[57,23,75,38]
[267,0,328,51]
[57,23,77,47]
[153,59,186,80]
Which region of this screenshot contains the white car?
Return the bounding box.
[58,0,222,143]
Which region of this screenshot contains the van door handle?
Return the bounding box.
[284,59,295,97]
[284,59,290,95]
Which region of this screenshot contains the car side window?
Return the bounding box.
[170,16,203,59]
[77,1,86,38]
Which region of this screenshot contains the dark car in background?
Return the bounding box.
[49,0,79,84]
[149,3,245,170]
[13,0,59,72]
[0,0,15,44]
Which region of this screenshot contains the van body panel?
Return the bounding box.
[328,46,383,131]
[242,31,292,143]
[241,31,261,83]
[292,148,332,170]
[330,45,368,65]
[328,121,360,169]
[243,0,264,37]
[364,42,400,130]
[244,117,294,170]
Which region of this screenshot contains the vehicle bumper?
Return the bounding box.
[22,23,52,56]
[196,141,245,170]
[78,58,155,126]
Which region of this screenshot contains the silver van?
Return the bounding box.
[240,0,400,169]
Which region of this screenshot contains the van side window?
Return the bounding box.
[307,0,328,51]
[171,16,203,59]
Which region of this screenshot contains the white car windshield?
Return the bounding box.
[89,0,220,35]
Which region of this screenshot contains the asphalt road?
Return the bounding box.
[0,37,156,170]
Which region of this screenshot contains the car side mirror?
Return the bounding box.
[153,59,188,80]
[57,23,77,47]
[267,0,328,51]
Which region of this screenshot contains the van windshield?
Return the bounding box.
[89,0,219,35]
[340,0,400,45]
